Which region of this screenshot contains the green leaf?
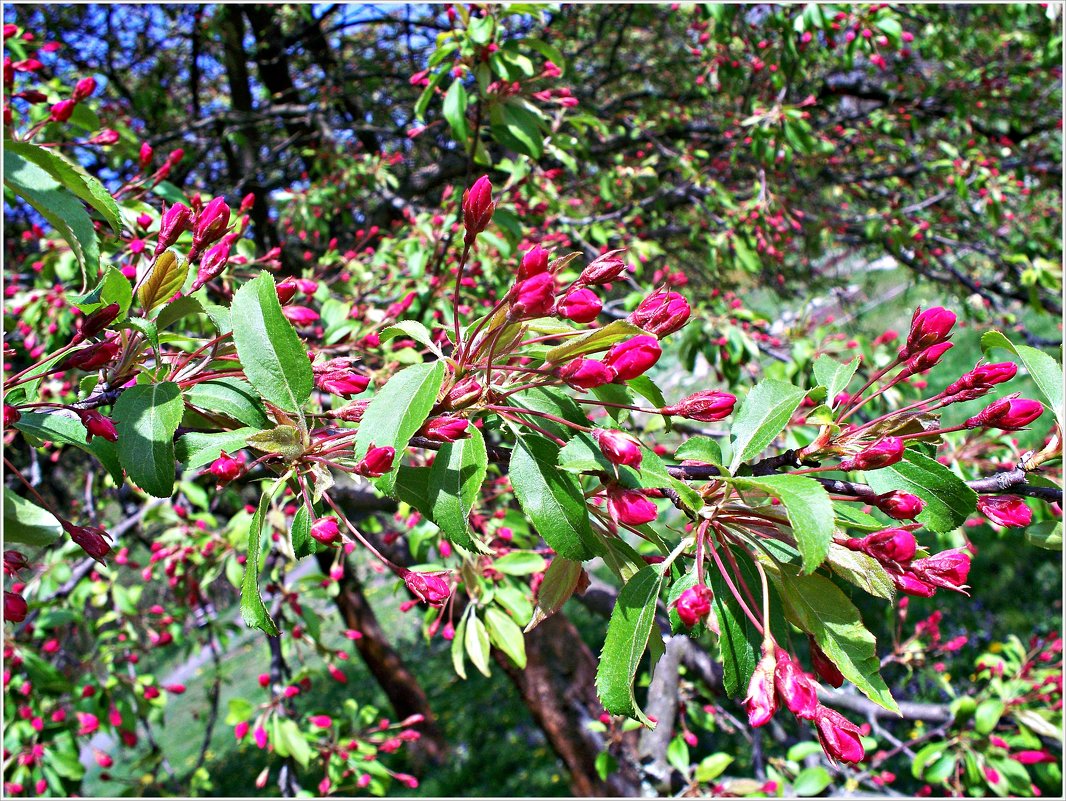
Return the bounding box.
[484,606,527,668]
[627,374,667,411]
[13,412,123,482]
[730,474,833,573]
[728,379,807,472]
[426,425,489,553]
[4,148,100,278]
[112,381,184,498]
[290,504,324,559]
[230,273,313,414]
[245,425,304,460]
[3,140,122,233]
[793,766,832,797]
[510,435,599,561]
[510,386,589,440]
[465,612,492,677]
[73,265,132,321]
[1025,520,1063,550]
[675,436,725,467]
[864,450,977,533]
[708,559,759,697]
[544,319,645,364]
[353,360,446,495]
[526,557,584,631]
[184,378,271,429]
[493,550,547,575]
[3,493,62,546]
[814,355,859,404]
[595,564,665,726]
[695,754,733,783]
[175,427,257,469]
[666,736,690,773]
[443,79,470,145]
[275,719,312,767]
[497,101,544,159]
[451,612,469,680]
[414,68,448,120]
[137,249,189,313]
[379,320,446,358]
[241,489,279,636]
[525,37,566,74]
[974,699,1005,735]
[771,567,899,714]
[825,543,895,599]
[981,330,1064,428]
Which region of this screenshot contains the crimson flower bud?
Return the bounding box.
[808,636,844,688]
[902,306,956,358]
[282,305,320,326]
[517,245,549,280]
[4,591,27,622]
[310,516,340,545]
[17,89,48,104]
[72,76,97,101]
[556,287,602,323]
[744,646,778,727]
[774,648,819,720]
[138,142,153,170]
[629,289,691,337]
[556,358,615,390]
[875,491,925,520]
[209,451,243,484]
[337,400,370,423]
[446,375,483,409]
[295,278,318,295]
[49,99,75,122]
[661,390,736,422]
[910,548,971,591]
[4,550,29,575]
[317,371,370,398]
[813,705,865,764]
[190,197,231,258]
[509,273,556,319]
[4,404,22,428]
[190,240,231,292]
[356,445,395,478]
[154,202,192,256]
[73,302,120,344]
[88,129,119,145]
[890,568,938,597]
[167,148,184,165]
[62,340,121,371]
[603,335,662,382]
[606,485,658,526]
[838,437,905,472]
[901,341,953,377]
[966,396,1044,431]
[419,416,469,443]
[403,570,452,607]
[592,428,643,468]
[675,584,713,627]
[945,361,1017,396]
[846,527,917,564]
[254,726,268,750]
[239,192,255,215]
[275,277,299,305]
[462,175,494,244]
[234,721,249,741]
[76,409,118,443]
[578,249,627,285]
[62,521,112,562]
[976,495,1032,527]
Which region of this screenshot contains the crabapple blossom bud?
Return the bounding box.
[154,202,192,256]
[317,371,369,398]
[73,302,120,343]
[337,400,370,423]
[49,99,75,122]
[902,306,955,358]
[62,521,111,562]
[253,726,268,749]
[509,273,556,319]
[72,76,97,101]
[190,240,231,292]
[901,341,953,376]
[808,636,844,688]
[845,528,917,564]
[977,495,1032,528]
[875,491,925,520]
[889,569,937,598]
[813,705,865,764]
[606,485,658,526]
[578,249,626,285]
[419,416,470,443]
[234,721,249,740]
[61,340,121,371]
[744,646,778,727]
[660,390,736,421]
[557,287,602,323]
[839,437,905,472]
[239,193,255,215]
[190,197,231,258]
[446,375,483,409]
[966,396,1044,431]
[282,305,320,326]
[310,517,340,545]
[3,404,20,428]
[88,129,119,145]
[603,335,662,381]
[4,550,28,575]
[309,715,332,728]
[774,648,819,719]
[517,245,549,280]
[76,409,118,443]
[557,358,615,390]
[403,570,452,606]
[462,175,494,244]
[356,445,395,478]
[675,584,713,628]
[209,451,243,484]
[275,278,299,304]
[629,289,691,337]
[911,548,971,591]
[945,361,1017,396]
[138,142,153,169]
[4,591,27,622]
[592,428,643,468]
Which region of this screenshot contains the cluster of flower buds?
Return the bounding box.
[188,197,232,261]
[628,288,691,338]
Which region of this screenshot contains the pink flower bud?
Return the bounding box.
[509,273,556,319]
[889,569,938,597]
[675,584,713,627]
[62,521,112,562]
[3,591,27,622]
[167,148,184,165]
[209,452,243,483]
[592,428,643,468]
[557,287,602,323]
[603,335,662,381]
[234,721,249,740]
[76,409,118,443]
[253,725,268,749]
[902,306,955,358]
[875,491,925,520]
[606,485,658,526]
[88,128,119,145]
[846,528,917,563]
[73,302,120,343]
[356,445,395,478]
[49,99,75,122]
[839,437,905,472]
[911,548,971,592]
[154,202,192,256]
[4,550,28,575]
[578,249,627,285]
[813,705,865,764]
[62,340,121,371]
[76,712,100,736]
[317,371,370,398]
[402,570,452,607]
[901,341,953,376]
[808,636,844,688]
[138,142,153,169]
[774,648,819,719]
[309,715,333,728]
[945,361,1018,396]
[191,197,231,258]
[3,405,21,428]
[629,289,691,337]
[419,416,470,443]
[462,175,494,244]
[281,305,320,326]
[1013,750,1055,765]
[966,396,1044,431]
[661,390,736,422]
[744,648,778,727]
[446,375,483,409]
[310,517,340,545]
[72,76,97,101]
[977,495,1032,528]
[239,192,256,215]
[190,240,231,292]
[557,358,615,390]
[517,245,549,280]
[275,278,299,305]
[92,748,113,768]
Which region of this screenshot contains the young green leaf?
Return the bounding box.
[981,329,1064,428]
[443,79,470,144]
[14,412,123,482]
[493,551,547,576]
[484,606,527,668]
[465,613,492,677]
[241,489,279,636]
[3,493,62,546]
[728,379,807,473]
[74,265,133,321]
[730,474,833,573]
[175,427,258,469]
[813,354,859,403]
[526,557,585,632]
[544,319,645,364]
[426,425,490,553]
[184,378,271,429]
[112,381,184,498]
